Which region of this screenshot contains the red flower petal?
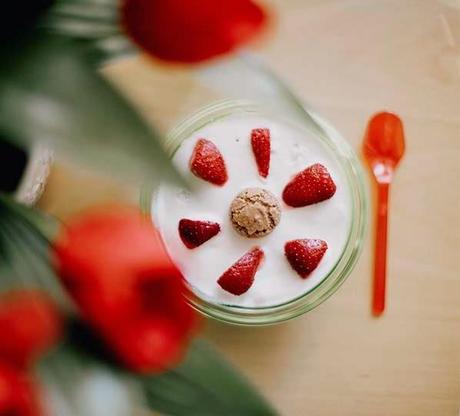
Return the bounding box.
[136,264,198,336]
[106,318,184,374]
[54,206,171,326]
[54,205,200,373]
[0,291,62,369]
[0,361,42,416]
[121,0,268,63]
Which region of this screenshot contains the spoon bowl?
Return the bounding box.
[363,112,405,170]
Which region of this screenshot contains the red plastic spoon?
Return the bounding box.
[363,112,405,317]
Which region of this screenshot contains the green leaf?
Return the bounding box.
[0,32,180,184]
[41,0,136,66]
[0,193,58,240]
[44,0,119,40]
[141,340,278,416]
[0,194,70,308]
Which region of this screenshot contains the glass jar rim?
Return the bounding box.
[141,99,369,326]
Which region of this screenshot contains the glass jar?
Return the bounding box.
[142,99,368,326]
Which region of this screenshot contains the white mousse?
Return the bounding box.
[153,113,351,307]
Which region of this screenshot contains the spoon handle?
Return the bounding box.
[373,182,390,316]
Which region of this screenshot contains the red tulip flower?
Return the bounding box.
[54,206,199,373]
[0,361,42,416]
[105,317,186,373]
[0,291,62,369]
[121,0,268,63]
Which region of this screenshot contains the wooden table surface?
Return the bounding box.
[39,1,460,415]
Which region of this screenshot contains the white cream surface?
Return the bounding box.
[152,113,351,307]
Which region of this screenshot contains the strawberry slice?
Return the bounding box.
[178,219,221,249]
[282,163,336,207]
[285,239,328,278]
[251,128,270,178]
[218,247,264,295]
[190,139,228,186]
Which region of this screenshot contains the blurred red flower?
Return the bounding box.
[0,361,42,416]
[54,206,199,373]
[0,291,62,369]
[121,0,268,63]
